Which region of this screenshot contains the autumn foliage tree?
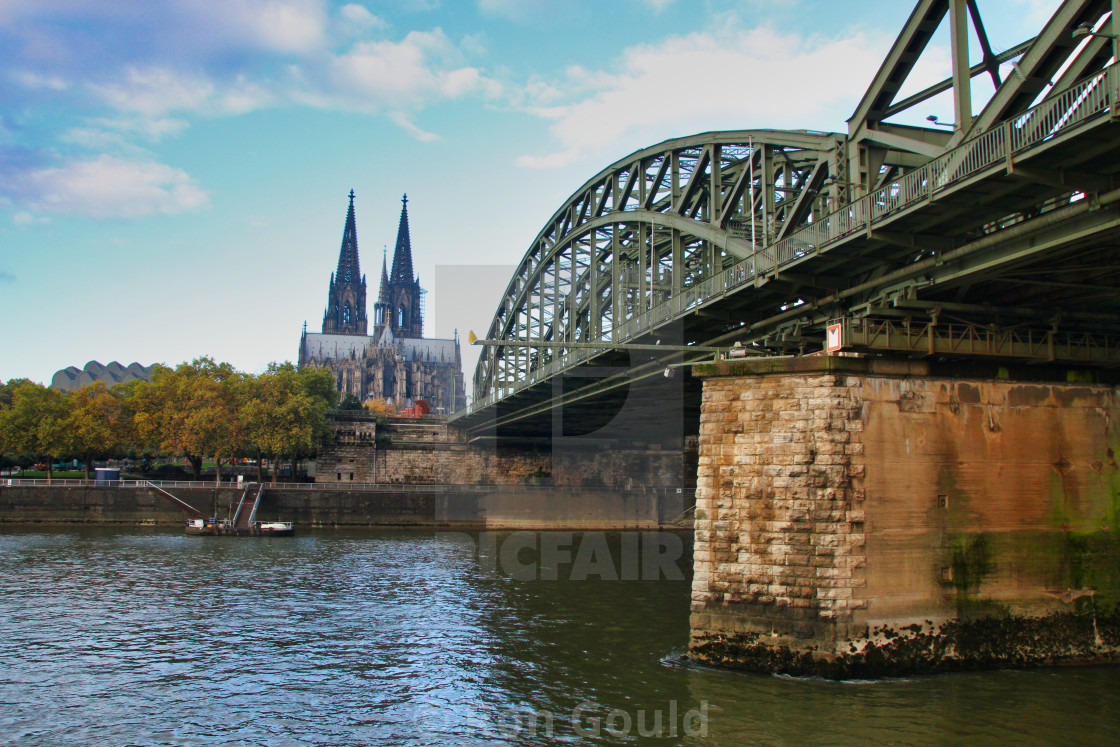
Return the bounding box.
[64,383,132,480]
[0,379,33,472]
[131,358,245,483]
[1,358,339,484]
[0,382,70,482]
[363,399,396,418]
[241,363,336,484]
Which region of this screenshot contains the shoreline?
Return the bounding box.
[0,484,695,531]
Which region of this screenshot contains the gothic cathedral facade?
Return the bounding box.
[299,191,466,414]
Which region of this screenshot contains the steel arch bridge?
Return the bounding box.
[473,129,844,397]
[455,0,1120,437]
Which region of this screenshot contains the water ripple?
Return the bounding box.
[1,528,1119,746]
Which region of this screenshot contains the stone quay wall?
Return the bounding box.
[318,417,690,490]
[0,484,686,530]
[689,356,1120,677]
[2,413,694,530]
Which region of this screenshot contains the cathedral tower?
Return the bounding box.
[374,194,424,339]
[322,190,368,335]
[300,189,464,413]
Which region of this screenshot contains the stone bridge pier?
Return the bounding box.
[687,356,1120,677]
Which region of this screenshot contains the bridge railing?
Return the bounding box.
[465,63,1117,412]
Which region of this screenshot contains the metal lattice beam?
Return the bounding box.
[473,130,843,401]
[459,1,1120,430]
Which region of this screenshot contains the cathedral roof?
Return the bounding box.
[387,336,458,363]
[389,194,415,286]
[300,333,370,361]
[336,189,361,285]
[301,333,458,363]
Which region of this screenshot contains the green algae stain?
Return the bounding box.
[690,606,1120,679]
[935,464,980,530]
[1046,467,1084,532]
[948,533,993,594]
[1064,530,1120,609]
[1104,443,1120,533]
[944,532,1007,620]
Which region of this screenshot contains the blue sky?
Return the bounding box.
[0,0,1059,388]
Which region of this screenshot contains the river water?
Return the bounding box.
[1,527,1118,746]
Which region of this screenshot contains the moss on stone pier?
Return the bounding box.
[690,605,1120,679]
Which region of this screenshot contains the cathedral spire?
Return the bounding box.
[389,194,414,285]
[375,193,423,339]
[380,247,389,295]
[336,189,360,284]
[322,189,368,336]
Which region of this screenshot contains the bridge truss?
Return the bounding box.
[456,0,1120,436]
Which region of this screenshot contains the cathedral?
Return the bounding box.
[298,191,466,414]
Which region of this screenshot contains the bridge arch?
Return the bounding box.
[474,129,845,401]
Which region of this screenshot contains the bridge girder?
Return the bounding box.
[462,0,1120,429]
[474,130,845,401]
[847,0,1116,189]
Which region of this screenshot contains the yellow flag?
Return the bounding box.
[468,330,477,344]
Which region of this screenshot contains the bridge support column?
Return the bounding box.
[688,356,1120,677]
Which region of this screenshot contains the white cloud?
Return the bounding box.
[85,66,278,120]
[4,1,330,57]
[11,70,69,91]
[127,116,191,140]
[641,0,676,11]
[9,155,209,219]
[515,150,579,169]
[89,67,215,117]
[227,0,330,54]
[323,29,495,110]
[4,2,503,171]
[13,211,49,226]
[339,3,386,31]
[63,116,190,150]
[388,111,441,142]
[460,33,487,57]
[72,30,500,138]
[515,24,898,168]
[288,27,500,137]
[519,77,566,106]
[439,66,486,97]
[215,76,277,115]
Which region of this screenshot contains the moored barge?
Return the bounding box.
[186,518,295,537]
[146,480,296,537]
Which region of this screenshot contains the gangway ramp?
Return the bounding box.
[232,483,266,532]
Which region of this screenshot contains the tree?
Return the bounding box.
[338,393,364,411]
[110,378,146,463]
[364,399,396,418]
[131,358,246,483]
[0,379,34,472]
[0,378,33,409]
[241,363,336,485]
[0,382,70,483]
[64,382,132,480]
